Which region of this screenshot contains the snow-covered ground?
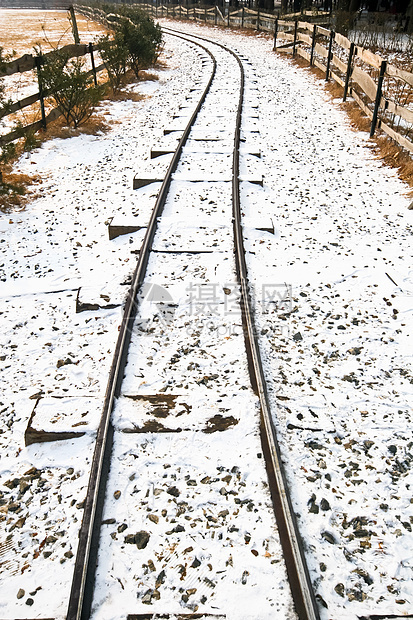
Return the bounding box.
[0,13,412,620]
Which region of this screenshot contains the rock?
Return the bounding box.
[102,518,116,525]
[241,570,249,584]
[308,500,319,514]
[167,486,180,497]
[4,478,19,489]
[334,583,345,597]
[347,588,366,602]
[26,598,34,606]
[135,531,150,549]
[16,589,25,599]
[353,568,373,585]
[320,498,331,511]
[148,514,159,524]
[191,557,201,568]
[8,502,21,513]
[56,358,73,368]
[114,490,121,500]
[322,531,336,544]
[166,525,185,534]
[293,332,303,341]
[156,570,166,588]
[141,589,153,605]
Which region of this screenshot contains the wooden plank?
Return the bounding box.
[0,106,62,145]
[314,42,328,59]
[0,43,89,78]
[352,66,377,101]
[314,58,327,73]
[332,53,347,74]
[0,53,34,77]
[299,33,313,46]
[298,20,311,30]
[334,32,351,50]
[386,63,413,88]
[355,46,383,69]
[316,25,330,36]
[385,98,413,125]
[352,89,374,119]
[281,32,295,41]
[297,47,311,62]
[0,91,40,119]
[380,118,413,153]
[330,70,345,87]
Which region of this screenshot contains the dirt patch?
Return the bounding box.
[203,414,238,433]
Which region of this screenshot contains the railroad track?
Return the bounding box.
[67,29,320,620]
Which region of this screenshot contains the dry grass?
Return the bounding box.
[0,10,108,56]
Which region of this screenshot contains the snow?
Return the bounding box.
[0,12,412,620]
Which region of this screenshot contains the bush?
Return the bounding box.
[40,51,104,128]
[98,33,128,94]
[97,4,163,81]
[116,16,162,78]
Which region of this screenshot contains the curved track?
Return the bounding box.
[67,29,320,620]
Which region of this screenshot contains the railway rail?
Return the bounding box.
[66,29,320,620]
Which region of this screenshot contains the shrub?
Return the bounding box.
[97,33,129,94]
[117,16,162,78]
[97,4,163,80]
[40,51,104,128]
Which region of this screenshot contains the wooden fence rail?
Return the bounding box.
[274,20,413,150]
[0,43,104,145]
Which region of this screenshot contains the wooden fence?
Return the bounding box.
[275,20,413,150]
[91,1,412,152]
[0,43,105,145]
[2,2,413,153]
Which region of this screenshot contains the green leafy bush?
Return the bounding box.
[97,33,129,94]
[97,4,163,82]
[40,51,104,128]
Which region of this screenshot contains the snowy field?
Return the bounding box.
[0,12,413,620]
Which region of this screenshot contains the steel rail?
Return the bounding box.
[164,27,321,620]
[66,33,217,620]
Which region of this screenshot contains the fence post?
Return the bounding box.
[310,24,316,66]
[68,5,80,45]
[273,17,278,50]
[241,6,244,28]
[257,7,260,30]
[205,7,207,21]
[89,43,97,87]
[370,60,387,137]
[292,20,298,57]
[227,5,230,27]
[215,4,217,25]
[325,30,334,80]
[35,56,47,130]
[172,3,175,18]
[343,41,355,102]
